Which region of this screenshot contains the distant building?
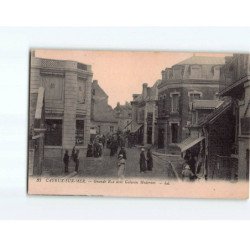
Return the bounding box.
[157,56,225,153]
[90,80,118,139]
[131,81,159,145]
[29,54,93,174]
[114,102,132,132]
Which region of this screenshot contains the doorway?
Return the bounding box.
[171,123,178,143]
[158,128,165,148]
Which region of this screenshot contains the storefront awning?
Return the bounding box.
[131,123,143,133]
[177,136,204,153]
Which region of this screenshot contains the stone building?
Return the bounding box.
[114,102,132,132]
[90,80,118,139]
[28,86,46,175]
[130,81,159,146]
[29,53,93,174]
[219,54,250,180]
[157,56,225,153]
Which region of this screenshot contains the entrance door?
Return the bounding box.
[158,128,165,148]
[171,123,178,143]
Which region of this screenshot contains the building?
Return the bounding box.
[157,56,225,153]
[29,53,93,174]
[219,54,250,181]
[28,87,46,175]
[177,98,233,180]
[90,80,118,139]
[114,102,132,132]
[130,81,159,145]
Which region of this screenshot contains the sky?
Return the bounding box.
[35,50,229,108]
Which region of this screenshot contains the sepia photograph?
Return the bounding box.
[28,49,249,198]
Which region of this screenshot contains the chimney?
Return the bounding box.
[133,94,139,100]
[142,83,148,100]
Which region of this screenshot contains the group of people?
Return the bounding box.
[181,148,205,182]
[63,146,79,173]
[86,135,105,158]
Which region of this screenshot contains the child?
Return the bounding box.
[182,162,194,182]
[117,154,126,178]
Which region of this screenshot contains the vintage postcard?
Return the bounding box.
[28,50,249,199]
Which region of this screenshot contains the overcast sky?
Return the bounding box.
[35,50,229,108]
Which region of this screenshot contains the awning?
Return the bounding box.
[131,123,143,133]
[177,136,204,153]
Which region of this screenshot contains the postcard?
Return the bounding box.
[28,50,249,199]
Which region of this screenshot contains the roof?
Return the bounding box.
[198,97,232,126]
[92,80,108,99]
[131,123,143,133]
[192,100,224,110]
[133,81,160,102]
[175,56,225,66]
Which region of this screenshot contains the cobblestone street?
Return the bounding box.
[74,147,179,180]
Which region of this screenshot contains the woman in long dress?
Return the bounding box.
[139,148,147,173]
[146,148,153,171]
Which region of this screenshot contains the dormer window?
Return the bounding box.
[173,66,183,79]
[213,66,220,79]
[190,65,202,79]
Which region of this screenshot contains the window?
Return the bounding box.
[173,66,183,79]
[147,112,153,124]
[110,126,114,133]
[189,93,201,102]
[213,66,220,79]
[190,65,202,79]
[77,79,85,104]
[171,93,180,113]
[75,120,84,145]
[188,91,202,109]
[45,119,62,146]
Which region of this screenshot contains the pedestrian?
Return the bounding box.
[189,153,197,176]
[86,142,93,157]
[117,154,126,178]
[139,148,147,173]
[75,149,79,173]
[63,150,69,173]
[118,146,127,160]
[181,163,194,182]
[146,148,153,171]
[71,146,76,162]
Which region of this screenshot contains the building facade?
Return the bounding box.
[219,54,250,180]
[131,81,159,146]
[90,80,118,139]
[114,102,132,132]
[29,54,93,173]
[157,56,225,153]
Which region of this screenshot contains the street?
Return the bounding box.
[75,147,178,180]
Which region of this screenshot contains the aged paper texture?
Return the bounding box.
[28,50,249,199]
